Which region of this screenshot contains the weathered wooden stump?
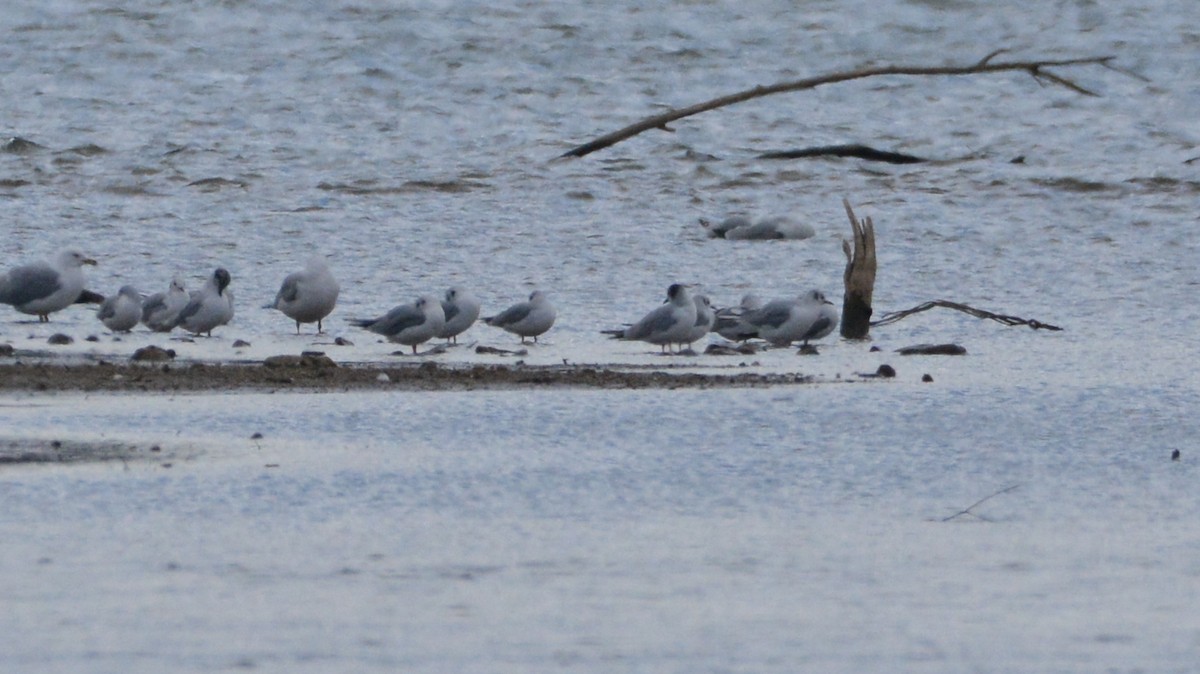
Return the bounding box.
[840,199,876,339]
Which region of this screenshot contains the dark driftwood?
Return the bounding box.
[871,300,1063,331]
[558,52,1116,159]
[758,144,925,164]
[840,200,876,339]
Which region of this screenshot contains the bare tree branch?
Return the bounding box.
[558,53,1116,159]
[942,484,1021,522]
[871,300,1063,331]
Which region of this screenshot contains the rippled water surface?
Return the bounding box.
[2,0,1200,671]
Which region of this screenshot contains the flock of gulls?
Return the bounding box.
[0,248,840,354]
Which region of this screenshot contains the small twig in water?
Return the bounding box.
[942,484,1020,522]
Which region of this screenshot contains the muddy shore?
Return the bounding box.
[0,351,836,393]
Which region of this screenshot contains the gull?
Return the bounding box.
[438,287,481,343]
[699,215,815,240]
[681,294,716,350]
[349,294,445,354]
[141,277,189,332]
[713,293,763,341]
[484,290,556,344]
[174,268,234,336]
[0,249,97,321]
[97,285,143,332]
[742,289,839,347]
[264,256,340,334]
[604,283,697,353]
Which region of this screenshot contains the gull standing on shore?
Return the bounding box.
[0,249,97,321]
[438,287,481,343]
[265,256,340,333]
[349,294,446,354]
[484,290,556,344]
[604,283,697,353]
[175,268,234,337]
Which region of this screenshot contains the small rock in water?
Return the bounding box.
[251,432,264,440]
[334,337,353,346]
[896,343,967,356]
[858,364,897,379]
[85,335,100,342]
[131,345,176,362]
[0,344,14,357]
[922,373,934,382]
[47,333,73,345]
[232,339,251,348]
[376,373,391,383]
[1172,449,1180,461]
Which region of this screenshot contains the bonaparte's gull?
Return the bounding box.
[97,285,142,332]
[175,268,234,336]
[742,289,838,346]
[0,249,97,321]
[713,293,762,341]
[438,287,481,343]
[265,256,339,334]
[141,277,189,332]
[699,215,815,240]
[484,290,556,343]
[350,294,446,353]
[605,283,697,353]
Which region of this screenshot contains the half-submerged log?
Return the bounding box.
[758,144,925,164]
[840,200,876,339]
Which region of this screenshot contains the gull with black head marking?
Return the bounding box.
[0,249,97,321]
[174,268,234,337]
[603,283,697,354]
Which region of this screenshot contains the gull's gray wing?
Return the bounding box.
[0,265,61,306]
[626,305,675,339]
[372,304,426,335]
[141,292,166,319]
[97,296,118,320]
[747,301,794,330]
[275,273,301,305]
[488,302,532,327]
[173,297,204,326]
[800,316,833,342]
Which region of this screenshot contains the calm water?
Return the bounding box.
[2,0,1200,671]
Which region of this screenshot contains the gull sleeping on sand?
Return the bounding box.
[141,277,189,332]
[97,285,143,332]
[264,256,340,334]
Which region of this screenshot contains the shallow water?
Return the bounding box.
[2,0,1200,671]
